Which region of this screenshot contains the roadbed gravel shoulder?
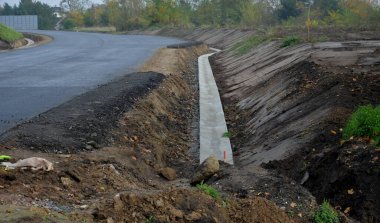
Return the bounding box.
[0,72,165,153]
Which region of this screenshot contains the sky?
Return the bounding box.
[0,0,103,7]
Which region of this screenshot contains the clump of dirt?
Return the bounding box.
[94,188,295,223]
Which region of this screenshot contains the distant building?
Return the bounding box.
[0,15,38,30]
[52,7,64,18]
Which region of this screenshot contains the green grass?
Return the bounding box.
[196,181,220,200]
[144,215,155,223]
[312,200,339,223]
[343,104,380,145]
[0,23,23,43]
[232,35,267,55]
[281,36,303,48]
[222,131,231,138]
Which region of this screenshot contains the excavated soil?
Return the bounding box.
[0,45,298,223]
[208,38,380,222]
[0,72,166,153]
[3,27,379,222]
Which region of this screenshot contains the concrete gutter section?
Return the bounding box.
[199,50,234,165]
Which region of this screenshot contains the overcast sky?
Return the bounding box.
[0,0,103,7]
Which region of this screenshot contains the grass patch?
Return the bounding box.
[222,131,231,138]
[144,215,155,223]
[0,23,23,43]
[196,181,220,200]
[343,104,380,145]
[281,36,303,48]
[312,200,339,223]
[232,35,267,55]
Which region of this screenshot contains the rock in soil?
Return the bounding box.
[191,155,220,185]
[160,167,177,181]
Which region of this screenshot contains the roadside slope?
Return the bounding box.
[211,38,380,222]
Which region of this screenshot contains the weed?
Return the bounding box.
[196,181,220,200]
[144,215,155,223]
[312,200,339,223]
[343,104,380,145]
[281,36,303,48]
[232,35,267,55]
[0,23,23,43]
[222,131,231,138]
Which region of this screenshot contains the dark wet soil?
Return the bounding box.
[0,72,165,153]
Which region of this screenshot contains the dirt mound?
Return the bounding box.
[0,72,165,153]
[94,189,295,223]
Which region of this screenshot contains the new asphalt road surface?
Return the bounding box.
[0,31,184,134]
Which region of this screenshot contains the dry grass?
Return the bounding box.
[139,48,180,75]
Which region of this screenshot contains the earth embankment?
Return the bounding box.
[132,28,380,222]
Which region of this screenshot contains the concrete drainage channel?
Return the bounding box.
[167,42,234,164]
[198,48,234,165]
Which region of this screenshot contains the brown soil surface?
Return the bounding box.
[0,45,297,223]
[131,28,380,222]
[208,36,380,222]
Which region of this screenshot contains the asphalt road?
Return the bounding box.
[0,31,184,134]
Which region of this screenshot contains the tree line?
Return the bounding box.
[1,0,379,31]
[0,0,58,29]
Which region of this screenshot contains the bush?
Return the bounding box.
[281,36,303,47]
[0,23,23,43]
[196,181,220,199]
[63,19,76,30]
[343,104,380,145]
[313,200,339,223]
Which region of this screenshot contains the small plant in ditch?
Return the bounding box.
[312,200,339,223]
[196,181,220,200]
[144,215,156,223]
[343,104,380,145]
[222,131,232,138]
[281,36,303,48]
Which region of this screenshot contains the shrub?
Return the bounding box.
[281,36,303,47]
[313,200,339,223]
[343,104,380,145]
[63,19,76,30]
[196,181,220,199]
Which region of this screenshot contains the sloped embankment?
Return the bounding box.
[210,40,380,222]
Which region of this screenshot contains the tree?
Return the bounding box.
[0,1,58,29]
[240,0,272,27]
[60,0,91,12]
[313,0,339,16]
[1,3,15,15]
[276,0,302,20]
